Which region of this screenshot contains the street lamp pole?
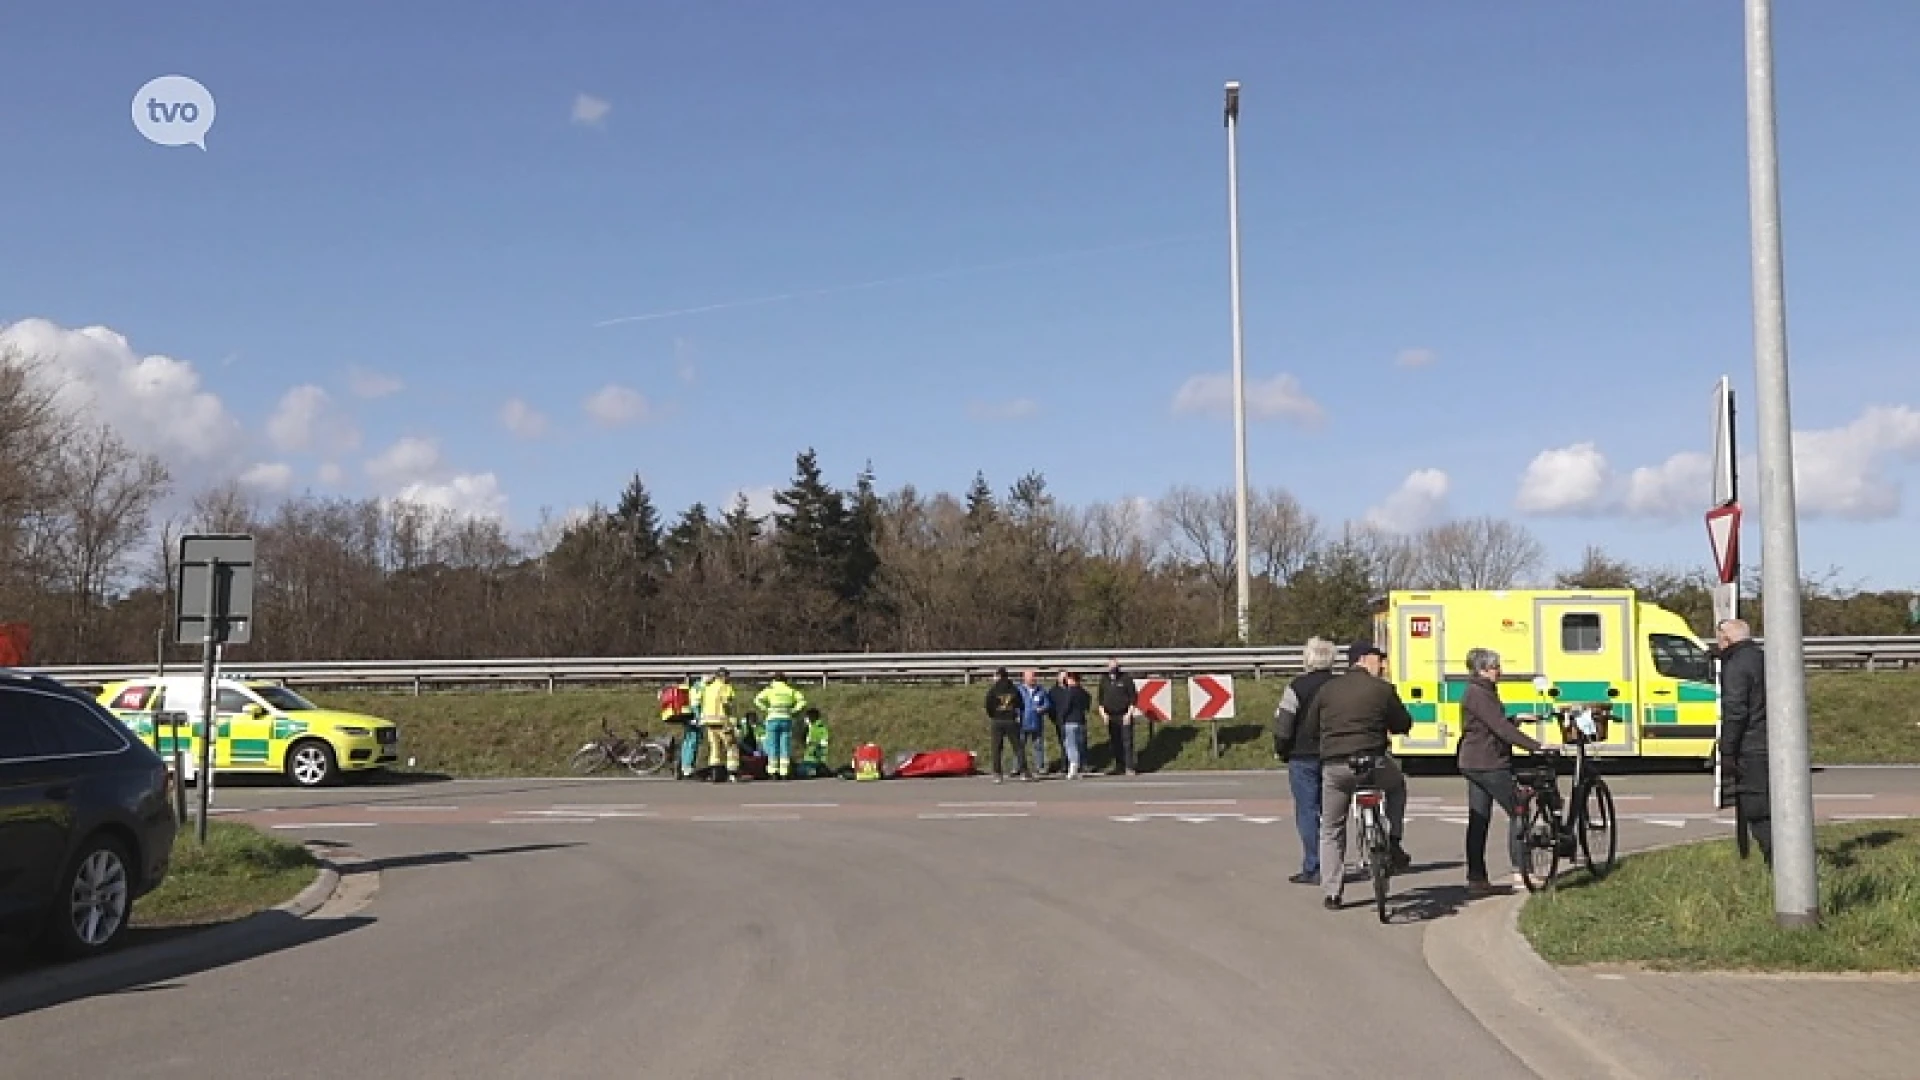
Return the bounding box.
[1224,80,1252,645]
[1742,0,1819,927]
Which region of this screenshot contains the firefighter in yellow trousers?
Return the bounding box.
[700,668,739,783]
[753,673,808,780]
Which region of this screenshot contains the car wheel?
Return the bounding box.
[286,739,339,787]
[45,834,134,960]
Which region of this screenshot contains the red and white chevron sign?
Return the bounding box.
[1135,678,1172,721]
[1188,674,1236,720]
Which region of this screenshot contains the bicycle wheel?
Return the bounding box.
[1579,777,1618,878]
[569,744,611,775]
[626,741,669,776]
[1518,797,1560,893]
[1367,807,1392,923]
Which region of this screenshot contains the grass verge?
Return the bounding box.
[1519,818,1920,972]
[134,821,320,928]
[316,669,1920,778]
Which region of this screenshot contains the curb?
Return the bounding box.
[1423,892,1708,1080]
[0,848,347,1018]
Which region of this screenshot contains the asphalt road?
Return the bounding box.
[3,766,1915,1079]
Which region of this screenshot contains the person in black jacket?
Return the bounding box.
[1273,637,1340,885]
[1716,619,1773,864]
[983,667,1030,783]
[1049,671,1094,779]
[1097,659,1139,776]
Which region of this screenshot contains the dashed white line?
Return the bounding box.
[358,805,458,812]
[1134,799,1238,807]
[691,814,803,823]
[1611,795,1654,801]
[740,802,839,809]
[1644,819,1688,828]
[1439,816,1470,825]
[938,801,1035,808]
[919,812,1031,820]
[548,804,650,811]
[490,817,599,825]
[270,822,378,830]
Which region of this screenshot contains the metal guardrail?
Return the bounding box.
[22,636,1920,693]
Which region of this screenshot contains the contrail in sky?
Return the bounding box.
[591,232,1211,328]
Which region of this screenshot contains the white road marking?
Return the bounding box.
[548,804,650,810]
[1134,799,1238,806]
[1833,814,1909,821]
[1110,816,1146,823]
[740,802,839,809]
[1610,794,1654,801]
[271,822,378,830]
[691,814,803,823]
[490,817,599,825]
[1814,794,1875,800]
[358,805,459,812]
[1439,817,1470,825]
[1644,819,1688,828]
[919,812,1030,820]
[1242,817,1283,825]
[1594,974,1628,982]
[938,801,1035,808]
[1116,781,1243,789]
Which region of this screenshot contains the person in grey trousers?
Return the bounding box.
[1457,648,1546,897]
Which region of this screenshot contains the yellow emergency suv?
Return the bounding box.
[97,676,400,787]
[1373,589,1718,763]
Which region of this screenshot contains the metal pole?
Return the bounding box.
[1743,0,1818,928]
[195,557,219,844]
[1224,80,1252,645]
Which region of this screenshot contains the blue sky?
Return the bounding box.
[3,1,1918,589]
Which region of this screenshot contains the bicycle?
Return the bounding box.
[1514,703,1619,893]
[569,720,671,777]
[1348,753,1396,923]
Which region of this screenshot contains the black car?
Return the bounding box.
[0,668,177,959]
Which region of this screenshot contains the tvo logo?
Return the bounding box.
[132,75,216,149]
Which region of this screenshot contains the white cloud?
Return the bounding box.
[318,462,346,487]
[1516,406,1920,523]
[1791,405,1920,520]
[365,436,444,486]
[1515,443,1614,515]
[967,398,1039,422]
[572,93,611,126]
[393,474,509,523]
[0,317,244,468]
[724,485,779,519]
[500,398,548,440]
[1172,372,1324,427]
[1365,469,1451,533]
[584,384,651,428]
[238,462,295,493]
[347,366,404,399]
[1395,347,1437,369]
[267,384,360,455]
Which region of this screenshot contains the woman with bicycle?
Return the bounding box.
[1457,648,1549,898]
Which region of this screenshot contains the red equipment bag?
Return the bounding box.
[853,743,884,781]
[894,749,977,778]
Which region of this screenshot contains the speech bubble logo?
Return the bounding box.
[132,75,216,149]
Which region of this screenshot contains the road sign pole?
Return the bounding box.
[1743,0,1818,928]
[196,556,219,844]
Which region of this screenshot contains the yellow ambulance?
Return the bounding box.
[1372,589,1718,762]
[98,676,400,787]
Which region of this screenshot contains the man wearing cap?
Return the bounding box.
[1300,640,1416,910]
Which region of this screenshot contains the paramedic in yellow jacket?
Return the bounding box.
[699,668,739,783]
[753,674,808,780]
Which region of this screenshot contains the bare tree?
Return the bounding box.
[1343,523,1423,592]
[1158,485,1238,630]
[1250,487,1321,584]
[43,424,171,654]
[1414,517,1546,590]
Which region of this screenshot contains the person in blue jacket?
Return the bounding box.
[1017,669,1053,775]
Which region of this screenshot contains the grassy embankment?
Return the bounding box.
[317,669,1920,778]
[134,821,320,928]
[1520,818,1920,972]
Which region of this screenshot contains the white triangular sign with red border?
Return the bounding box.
[1705,504,1741,585]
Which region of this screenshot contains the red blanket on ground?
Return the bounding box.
[893,749,977,778]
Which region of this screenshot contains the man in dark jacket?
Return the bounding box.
[1097,659,1139,776]
[983,667,1030,783]
[1301,641,1415,910]
[1456,647,1546,896]
[1273,636,1340,885]
[1716,618,1773,863]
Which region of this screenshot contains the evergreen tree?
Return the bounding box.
[964,471,997,535]
[773,449,850,591]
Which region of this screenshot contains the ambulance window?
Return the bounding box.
[214,688,254,713]
[1561,613,1604,653]
[1651,634,1713,682]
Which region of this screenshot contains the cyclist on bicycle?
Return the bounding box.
[1300,640,1415,911]
[1458,648,1549,897]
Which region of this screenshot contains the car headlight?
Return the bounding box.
[334,726,371,737]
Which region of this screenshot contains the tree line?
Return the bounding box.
[5,356,1915,667]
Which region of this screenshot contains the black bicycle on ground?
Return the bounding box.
[1514,703,1618,892]
[1348,753,1396,923]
